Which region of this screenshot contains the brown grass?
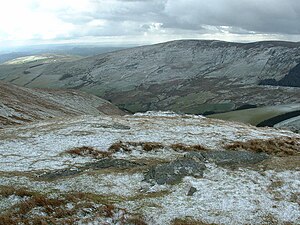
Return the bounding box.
[141,142,164,151]
[172,218,218,225]
[127,216,148,225]
[108,141,132,152]
[108,141,164,152]
[65,146,112,159]
[224,137,300,157]
[0,186,35,198]
[0,194,74,225]
[170,143,208,152]
[0,187,147,225]
[107,141,209,154]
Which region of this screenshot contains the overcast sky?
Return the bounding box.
[1,0,300,48]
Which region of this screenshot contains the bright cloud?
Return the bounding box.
[0,0,299,47]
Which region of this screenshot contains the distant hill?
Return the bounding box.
[0,40,299,114]
[0,81,125,128]
[0,45,129,64]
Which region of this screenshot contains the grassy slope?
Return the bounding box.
[208,104,300,126]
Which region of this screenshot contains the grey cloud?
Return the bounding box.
[163,0,300,34]
[54,0,300,40]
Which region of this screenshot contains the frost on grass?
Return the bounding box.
[0,112,300,224]
[0,187,147,225]
[0,113,297,172]
[125,165,300,225]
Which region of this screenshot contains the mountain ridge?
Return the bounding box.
[0,40,299,114]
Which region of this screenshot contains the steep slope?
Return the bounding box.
[275,116,300,133]
[0,112,299,224]
[0,40,300,114]
[0,81,125,128]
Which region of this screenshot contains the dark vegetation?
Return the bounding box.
[257,110,300,127]
[235,104,257,110]
[59,73,73,80]
[259,63,300,87]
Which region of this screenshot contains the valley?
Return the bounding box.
[0,40,299,225]
[0,40,299,115]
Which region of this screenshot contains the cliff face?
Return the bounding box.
[0,81,124,128]
[259,62,300,87]
[1,40,300,114]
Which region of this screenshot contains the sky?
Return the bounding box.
[0,0,300,49]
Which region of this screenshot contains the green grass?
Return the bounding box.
[208,104,300,126]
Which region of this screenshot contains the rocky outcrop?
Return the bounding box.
[185,151,269,166]
[144,158,206,185]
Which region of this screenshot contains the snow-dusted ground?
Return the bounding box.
[0,112,299,224]
[0,112,295,172]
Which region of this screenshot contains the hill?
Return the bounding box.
[0,40,299,115]
[0,81,125,128]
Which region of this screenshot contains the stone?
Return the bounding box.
[202,151,269,165]
[144,158,206,185]
[38,168,82,180]
[187,186,197,196]
[83,158,144,170]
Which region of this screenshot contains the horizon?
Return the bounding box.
[1,38,300,54]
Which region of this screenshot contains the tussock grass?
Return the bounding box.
[108,141,132,152]
[224,137,300,157]
[108,141,164,152]
[107,141,208,154]
[0,186,35,198]
[172,218,218,225]
[170,143,208,152]
[0,187,147,225]
[141,142,164,151]
[65,146,112,159]
[127,216,148,225]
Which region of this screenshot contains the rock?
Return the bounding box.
[83,158,144,170]
[38,159,144,180]
[202,151,269,165]
[144,158,206,185]
[38,168,82,180]
[91,122,131,130]
[185,150,269,166]
[184,151,206,161]
[187,186,197,196]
